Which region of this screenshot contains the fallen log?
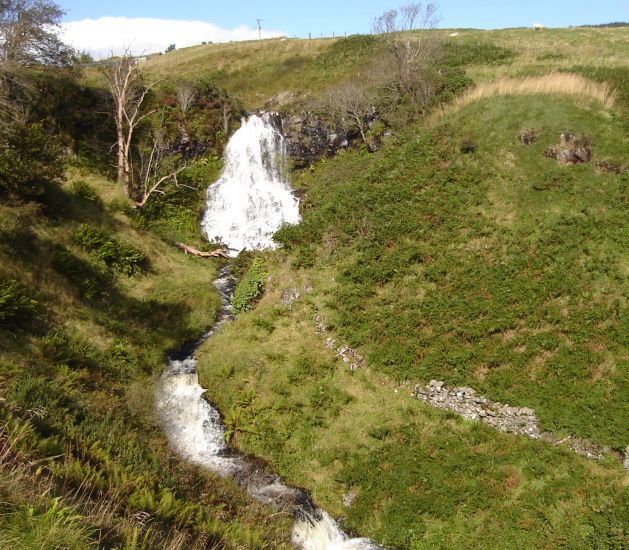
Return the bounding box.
[176,242,230,259]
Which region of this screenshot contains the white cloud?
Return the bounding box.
[60,17,286,59]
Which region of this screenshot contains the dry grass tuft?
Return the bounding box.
[431,73,616,123]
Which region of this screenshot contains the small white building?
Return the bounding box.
[533,22,545,30]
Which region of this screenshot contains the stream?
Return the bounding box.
[155,267,382,549]
[155,113,383,549]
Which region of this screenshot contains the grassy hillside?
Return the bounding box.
[2,20,628,550]
[141,27,629,110]
[195,41,629,550]
[0,173,292,548]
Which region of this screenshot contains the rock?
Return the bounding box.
[282,110,379,167]
[266,90,296,107]
[282,113,341,168]
[596,159,622,173]
[281,286,300,306]
[624,446,629,472]
[343,490,358,507]
[545,132,591,164]
[518,129,537,145]
[429,380,444,390]
[328,133,341,148]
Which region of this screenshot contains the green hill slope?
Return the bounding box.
[0,174,291,548]
[2,21,628,550]
[196,80,628,547]
[141,27,629,110]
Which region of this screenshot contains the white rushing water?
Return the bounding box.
[201,112,300,256]
[157,114,384,548]
[156,360,382,550]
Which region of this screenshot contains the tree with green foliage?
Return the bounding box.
[0,121,64,198]
[0,0,72,68]
[0,0,69,200]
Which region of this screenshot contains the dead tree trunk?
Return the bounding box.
[176,243,230,258]
[102,50,156,199]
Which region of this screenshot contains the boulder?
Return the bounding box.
[518,129,537,145]
[545,132,591,164]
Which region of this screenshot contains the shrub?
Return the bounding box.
[0,279,37,326]
[315,34,381,70]
[0,122,65,199]
[71,180,102,208]
[441,41,516,67]
[459,138,477,154]
[76,225,147,276]
[52,247,112,299]
[232,258,267,315]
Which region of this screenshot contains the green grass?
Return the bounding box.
[196,89,628,548]
[0,172,292,548]
[197,254,629,549]
[276,94,628,450]
[136,27,628,111]
[5,23,628,549]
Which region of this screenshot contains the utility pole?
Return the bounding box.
[256,18,263,40]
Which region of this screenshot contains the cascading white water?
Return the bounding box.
[157,115,384,549]
[292,511,383,550]
[156,360,383,550]
[201,112,300,256]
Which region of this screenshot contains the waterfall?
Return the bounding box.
[201,112,300,256]
[157,113,384,548]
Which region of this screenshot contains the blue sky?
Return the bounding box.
[56,0,628,57]
[58,0,628,32]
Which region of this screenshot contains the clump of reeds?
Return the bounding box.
[430,73,616,123]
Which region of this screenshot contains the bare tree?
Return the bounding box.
[176,82,195,115]
[372,3,439,96]
[132,113,186,208]
[176,82,196,143]
[101,50,156,198]
[325,83,374,143]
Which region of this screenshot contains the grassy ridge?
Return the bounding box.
[142,27,628,110]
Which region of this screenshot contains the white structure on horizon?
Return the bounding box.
[533,22,545,30]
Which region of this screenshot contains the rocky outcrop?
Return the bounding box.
[282,113,351,168]
[314,314,365,371]
[518,129,537,145]
[415,380,540,437]
[545,132,591,164]
[413,380,609,460]
[596,159,628,173]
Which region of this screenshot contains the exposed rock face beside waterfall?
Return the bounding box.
[282,111,381,168]
[282,113,348,168]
